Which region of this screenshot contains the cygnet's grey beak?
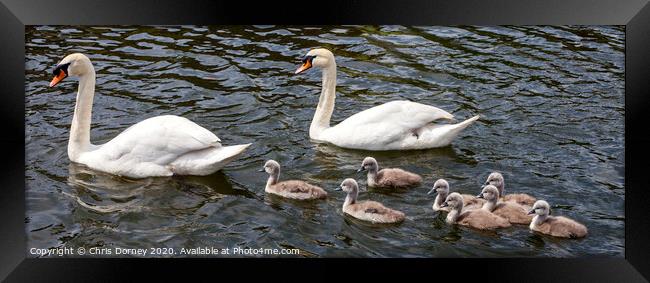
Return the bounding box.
[476,193,484,199]
[440,202,449,208]
[427,188,436,195]
[334,187,342,191]
[258,168,265,172]
[527,209,536,215]
[356,167,365,173]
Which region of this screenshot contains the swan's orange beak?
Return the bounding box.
[295,60,312,74]
[49,69,67,87]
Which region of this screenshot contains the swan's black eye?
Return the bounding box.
[52,63,70,76]
[301,55,316,63]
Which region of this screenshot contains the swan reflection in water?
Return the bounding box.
[312,141,474,167]
[65,162,251,215]
[311,142,476,189]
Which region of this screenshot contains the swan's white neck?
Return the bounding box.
[434,192,447,208]
[496,182,505,196]
[531,214,547,227]
[447,207,461,224]
[343,188,357,208]
[366,169,378,187]
[68,69,96,161]
[530,214,548,230]
[482,198,498,212]
[265,170,280,192]
[310,63,337,139]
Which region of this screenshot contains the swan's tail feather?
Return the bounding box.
[457,115,480,128]
[171,143,251,176]
[414,115,479,148]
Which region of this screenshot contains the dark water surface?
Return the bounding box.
[25,26,624,257]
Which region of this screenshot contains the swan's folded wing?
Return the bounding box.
[376,168,422,188]
[354,201,391,215]
[336,100,454,133]
[460,209,511,230]
[549,216,588,238]
[503,193,536,208]
[495,202,533,224]
[277,181,312,193]
[100,115,221,164]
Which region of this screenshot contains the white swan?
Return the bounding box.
[295,48,479,151]
[49,53,251,178]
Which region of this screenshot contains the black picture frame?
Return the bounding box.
[1,0,649,281]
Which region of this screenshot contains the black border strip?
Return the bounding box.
[625,1,650,279]
[1,0,649,281]
[0,1,25,280]
[1,0,649,25]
